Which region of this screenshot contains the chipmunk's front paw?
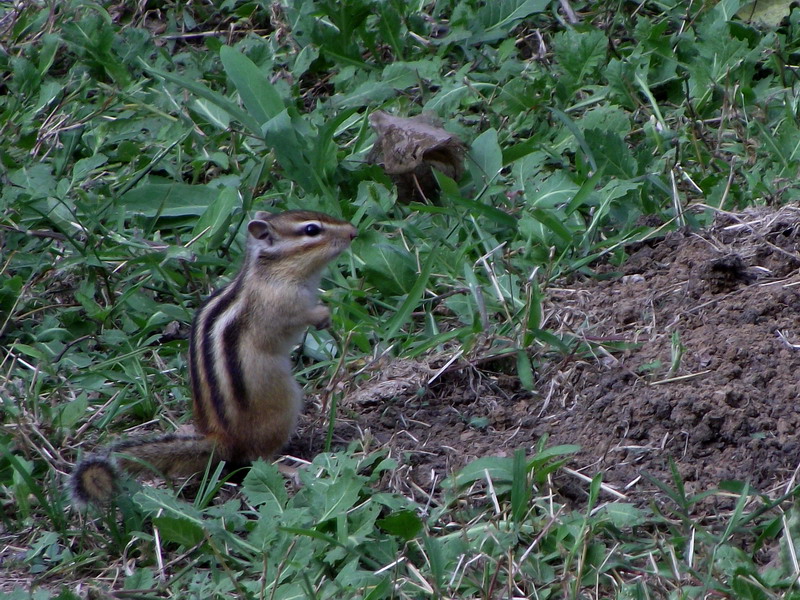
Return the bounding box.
[309,305,331,330]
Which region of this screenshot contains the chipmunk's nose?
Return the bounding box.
[349,226,358,240]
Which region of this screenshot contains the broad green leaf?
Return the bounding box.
[470,128,502,185]
[584,129,637,179]
[475,0,549,41]
[522,278,543,345]
[381,63,419,89]
[62,13,130,86]
[597,179,640,204]
[8,164,56,199]
[601,502,647,528]
[242,460,288,509]
[71,153,108,185]
[480,0,549,31]
[565,171,602,215]
[503,140,543,166]
[191,186,239,251]
[715,0,744,20]
[136,488,205,524]
[0,275,23,319]
[142,61,263,135]
[7,446,64,525]
[57,395,88,430]
[192,97,231,129]
[549,107,597,173]
[382,59,442,86]
[120,182,219,217]
[377,4,404,56]
[262,110,320,194]
[306,476,363,523]
[219,45,284,126]
[363,579,393,600]
[152,516,205,548]
[312,107,360,179]
[552,27,607,84]
[527,444,581,468]
[510,448,530,523]
[331,79,395,108]
[358,238,417,296]
[36,33,59,75]
[377,509,423,541]
[447,192,517,229]
[526,171,580,210]
[293,45,319,78]
[516,349,534,391]
[445,455,514,489]
[424,535,446,592]
[738,0,792,26]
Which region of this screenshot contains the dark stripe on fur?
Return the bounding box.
[221,313,248,410]
[110,432,204,452]
[198,277,242,431]
[189,305,208,432]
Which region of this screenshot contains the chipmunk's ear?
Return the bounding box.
[247,218,274,244]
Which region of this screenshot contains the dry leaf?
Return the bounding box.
[367,110,466,203]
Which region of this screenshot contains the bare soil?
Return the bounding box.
[294,206,800,507]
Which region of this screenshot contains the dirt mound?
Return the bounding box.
[537,207,800,502]
[294,207,800,506]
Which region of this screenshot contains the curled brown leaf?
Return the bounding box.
[367,110,466,203]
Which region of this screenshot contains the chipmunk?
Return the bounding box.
[70,210,357,505]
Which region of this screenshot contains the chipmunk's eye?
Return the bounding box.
[303,223,322,236]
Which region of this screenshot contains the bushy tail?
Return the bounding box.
[70,432,219,506]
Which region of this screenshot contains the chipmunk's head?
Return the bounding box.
[246,210,357,280]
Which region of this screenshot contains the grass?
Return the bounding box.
[3,0,800,598]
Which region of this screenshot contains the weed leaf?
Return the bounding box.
[220,45,284,126]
